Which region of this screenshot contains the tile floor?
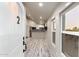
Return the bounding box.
[24,32,51,57]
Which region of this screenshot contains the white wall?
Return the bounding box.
[26,20,30,37]
[45,2,72,57]
[28,20,37,27]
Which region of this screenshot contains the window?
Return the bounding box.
[61,4,79,57]
[63,5,79,31]
[52,17,56,44]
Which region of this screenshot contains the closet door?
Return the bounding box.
[0,2,26,57]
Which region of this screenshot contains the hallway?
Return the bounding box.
[25,32,52,57]
[0,2,79,57]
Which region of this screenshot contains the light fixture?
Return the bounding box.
[40,16,42,19]
[39,2,43,7]
[52,16,55,19]
[65,2,71,7]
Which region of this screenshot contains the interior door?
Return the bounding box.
[0,2,26,57]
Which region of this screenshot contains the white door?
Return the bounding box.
[0,2,26,57]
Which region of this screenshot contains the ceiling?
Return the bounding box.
[23,2,62,24]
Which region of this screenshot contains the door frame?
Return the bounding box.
[17,2,27,56]
[17,2,26,36]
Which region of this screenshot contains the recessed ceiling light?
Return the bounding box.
[39,3,43,7]
[65,2,71,7]
[52,16,55,19]
[40,16,42,19]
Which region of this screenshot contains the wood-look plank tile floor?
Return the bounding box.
[24,38,51,57]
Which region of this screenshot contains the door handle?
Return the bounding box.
[23,44,27,52]
[23,41,26,45]
[23,36,27,52]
